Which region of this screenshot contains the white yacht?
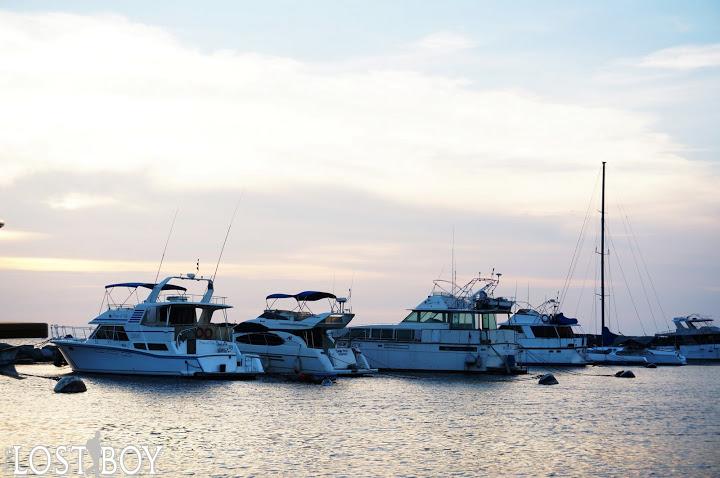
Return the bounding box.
[338,274,525,374]
[653,315,720,361]
[232,291,375,382]
[586,327,687,366]
[51,275,264,378]
[499,301,587,366]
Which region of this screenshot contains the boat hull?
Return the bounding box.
[655,344,720,361]
[353,341,522,374]
[53,341,262,377]
[234,342,339,379]
[519,347,587,366]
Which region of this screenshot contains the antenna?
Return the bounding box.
[451,226,455,296]
[154,208,179,283]
[212,194,243,282]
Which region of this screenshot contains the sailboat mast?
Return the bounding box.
[600,161,606,345]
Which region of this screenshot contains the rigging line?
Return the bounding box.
[616,205,660,333]
[572,246,596,319]
[618,202,671,331]
[154,208,179,283]
[606,246,622,334]
[559,168,602,308]
[606,222,647,335]
[212,194,243,282]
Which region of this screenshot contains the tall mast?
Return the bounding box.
[600,161,606,345]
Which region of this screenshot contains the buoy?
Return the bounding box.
[54,376,87,393]
[538,373,559,385]
[614,370,635,378]
[644,363,657,368]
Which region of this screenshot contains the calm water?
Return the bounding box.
[2,361,719,477]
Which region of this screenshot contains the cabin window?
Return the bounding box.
[168,305,198,326]
[499,325,523,333]
[396,329,415,342]
[92,325,129,341]
[380,329,394,340]
[265,334,285,346]
[133,343,146,350]
[370,329,383,339]
[147,343,168,351]
[530,326,559,338]
[556,326,575,338]
[450,312,474,330]
[349,329,369,339]
[402,312,418,322]
[481,314,497,330]
[418,311,444,323]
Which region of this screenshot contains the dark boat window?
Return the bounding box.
[396,329,415,342]
[133,343,146,350]
[556,326,575,338]
[236,334,251,344]
[168,305,197,326]
[92,325,129,341]
[147,343,168,351]
[265,334,285,346]
[381,329,394,340]
[249,333,267,345]
[499,325,523,333]
[531,326,559,338]
[349,329,369,339]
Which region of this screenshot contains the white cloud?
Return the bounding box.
[0,11,716,222]
[638,44,720,70]
[46,193,118,210]
[412,31,476,53]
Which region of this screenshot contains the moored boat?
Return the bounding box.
[233,291,376,381]
[499,301,587,366]
[339,273,525,374]
[51,275,264,378]
[653,315,720,361]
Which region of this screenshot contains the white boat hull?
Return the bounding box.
[655,344,720,361]
[234,342,338,378]
[583,347,648,365]
[54,341,263,377]
[354,341,520,373]
[519,347,587,366]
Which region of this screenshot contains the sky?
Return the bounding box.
[0,1,718,334]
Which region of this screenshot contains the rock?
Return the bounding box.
[614,370,636,378]
[538,373,559,385]
[321,378,334,386]
[54,376,87,393]
[644,363,657,368]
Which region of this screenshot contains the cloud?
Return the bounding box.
[0,230,47,241]
[638,44,720,70]
[46,193,118,210]
[412,31,476,53]
[0,255,379,281]
[0,11,716,222]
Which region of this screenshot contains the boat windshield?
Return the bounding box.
[401,311,498,329]
[141,304,221,326]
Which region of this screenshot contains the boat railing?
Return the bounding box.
[157,293,227,304]
[50,324,95,340]
[175,324,234,346]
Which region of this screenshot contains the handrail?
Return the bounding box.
[50,324,95,340]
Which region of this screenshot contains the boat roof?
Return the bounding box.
[266,291,337,301]
[105,282,187,292]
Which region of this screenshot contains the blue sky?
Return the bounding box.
[0,1,718,332]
